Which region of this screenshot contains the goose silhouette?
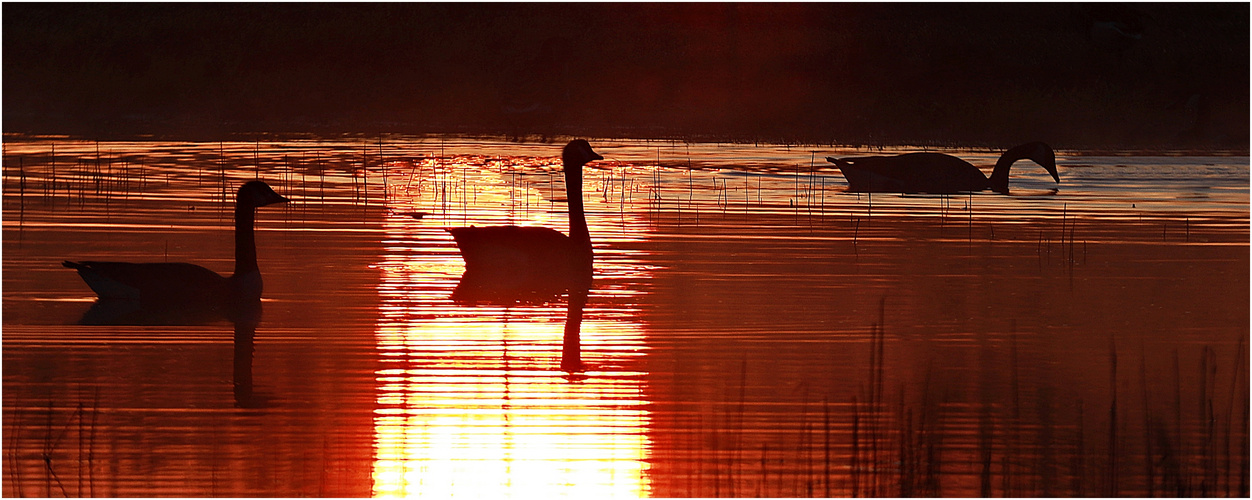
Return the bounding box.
[63,180,288,313]
[448,140,602,302]
[826,142,1059,194]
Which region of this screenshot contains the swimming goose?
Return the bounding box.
[63,180,288,311]
[448,140,602,301]
[826,142,1059,194]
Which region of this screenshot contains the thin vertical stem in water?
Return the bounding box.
[1201,345,1218,496]
[1224,336,1245,496]
[1140,342,1156,497]
[731,358,748,498]
[823,397,832,498]
[799,385,812,497]
[967,192,973,243]
[1108,336,1119,497]
[50,143,57,203]
[1074,400,1086,496]
[19,156,26,211]
[1242,402,1250,497]
[380,137,388,203]
[1061,202,1067,243]
[219,142,226,221]
[8,406,23,498]
[864,297,885,497]
[1173,348,1183,464]
[851,395,860,498]
[1006,329,1021,496]
[76,402,84,496]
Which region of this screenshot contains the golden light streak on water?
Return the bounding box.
[370,158,655,498]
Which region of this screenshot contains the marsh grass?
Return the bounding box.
[651,300,1248,498]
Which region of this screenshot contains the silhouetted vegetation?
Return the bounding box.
[4,4,1248,147]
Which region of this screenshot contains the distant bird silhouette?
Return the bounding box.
[448,140,602,302]
[826,142,1059,194]
[63,181,288,314]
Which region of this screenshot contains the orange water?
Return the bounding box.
[3,137,1247,497]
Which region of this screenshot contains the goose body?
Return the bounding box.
[827,142,1059,194]
[64,180,288,311]
[448,140,602,302]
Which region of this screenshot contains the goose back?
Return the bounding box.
[830,153,988,193]
[62,261,228,305]
[448,225,591,280]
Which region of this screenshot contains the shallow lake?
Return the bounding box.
[3,137,1248,497]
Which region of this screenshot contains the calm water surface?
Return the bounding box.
[3,137,1248,497]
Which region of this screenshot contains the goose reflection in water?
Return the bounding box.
[231,304,264,409]
[560,287,590,378]
[453,281,593,379]
[826,142,1059,194]
[72,295,268,409]
[62,180,288,409]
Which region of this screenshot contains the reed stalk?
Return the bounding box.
[8,406,23,498]
[851,395,860,498]
[823,397,832,498]
[1108,336,1119,497]
[1140,343,1156,497]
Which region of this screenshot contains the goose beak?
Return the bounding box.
[1030,144,1059,184]
[591,152,604,162]
[1044,161,1060,184]
[267,193,290,206]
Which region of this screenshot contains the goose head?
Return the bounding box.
[1003,142,1060,184]
[562,139,603,175]
[238,180,289,209]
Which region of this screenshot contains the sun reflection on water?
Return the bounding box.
[371,154,654,498]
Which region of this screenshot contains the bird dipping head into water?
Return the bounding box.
[827,142,1058,194]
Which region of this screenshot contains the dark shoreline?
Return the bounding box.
[5,4,1247,153]
[3,130,1247,157]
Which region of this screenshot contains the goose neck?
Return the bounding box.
[565,167,591,248]
[988,154,1014,192]
[234,203,259,276]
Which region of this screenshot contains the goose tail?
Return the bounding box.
[62,261,142,300]
[825,156,849,167]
